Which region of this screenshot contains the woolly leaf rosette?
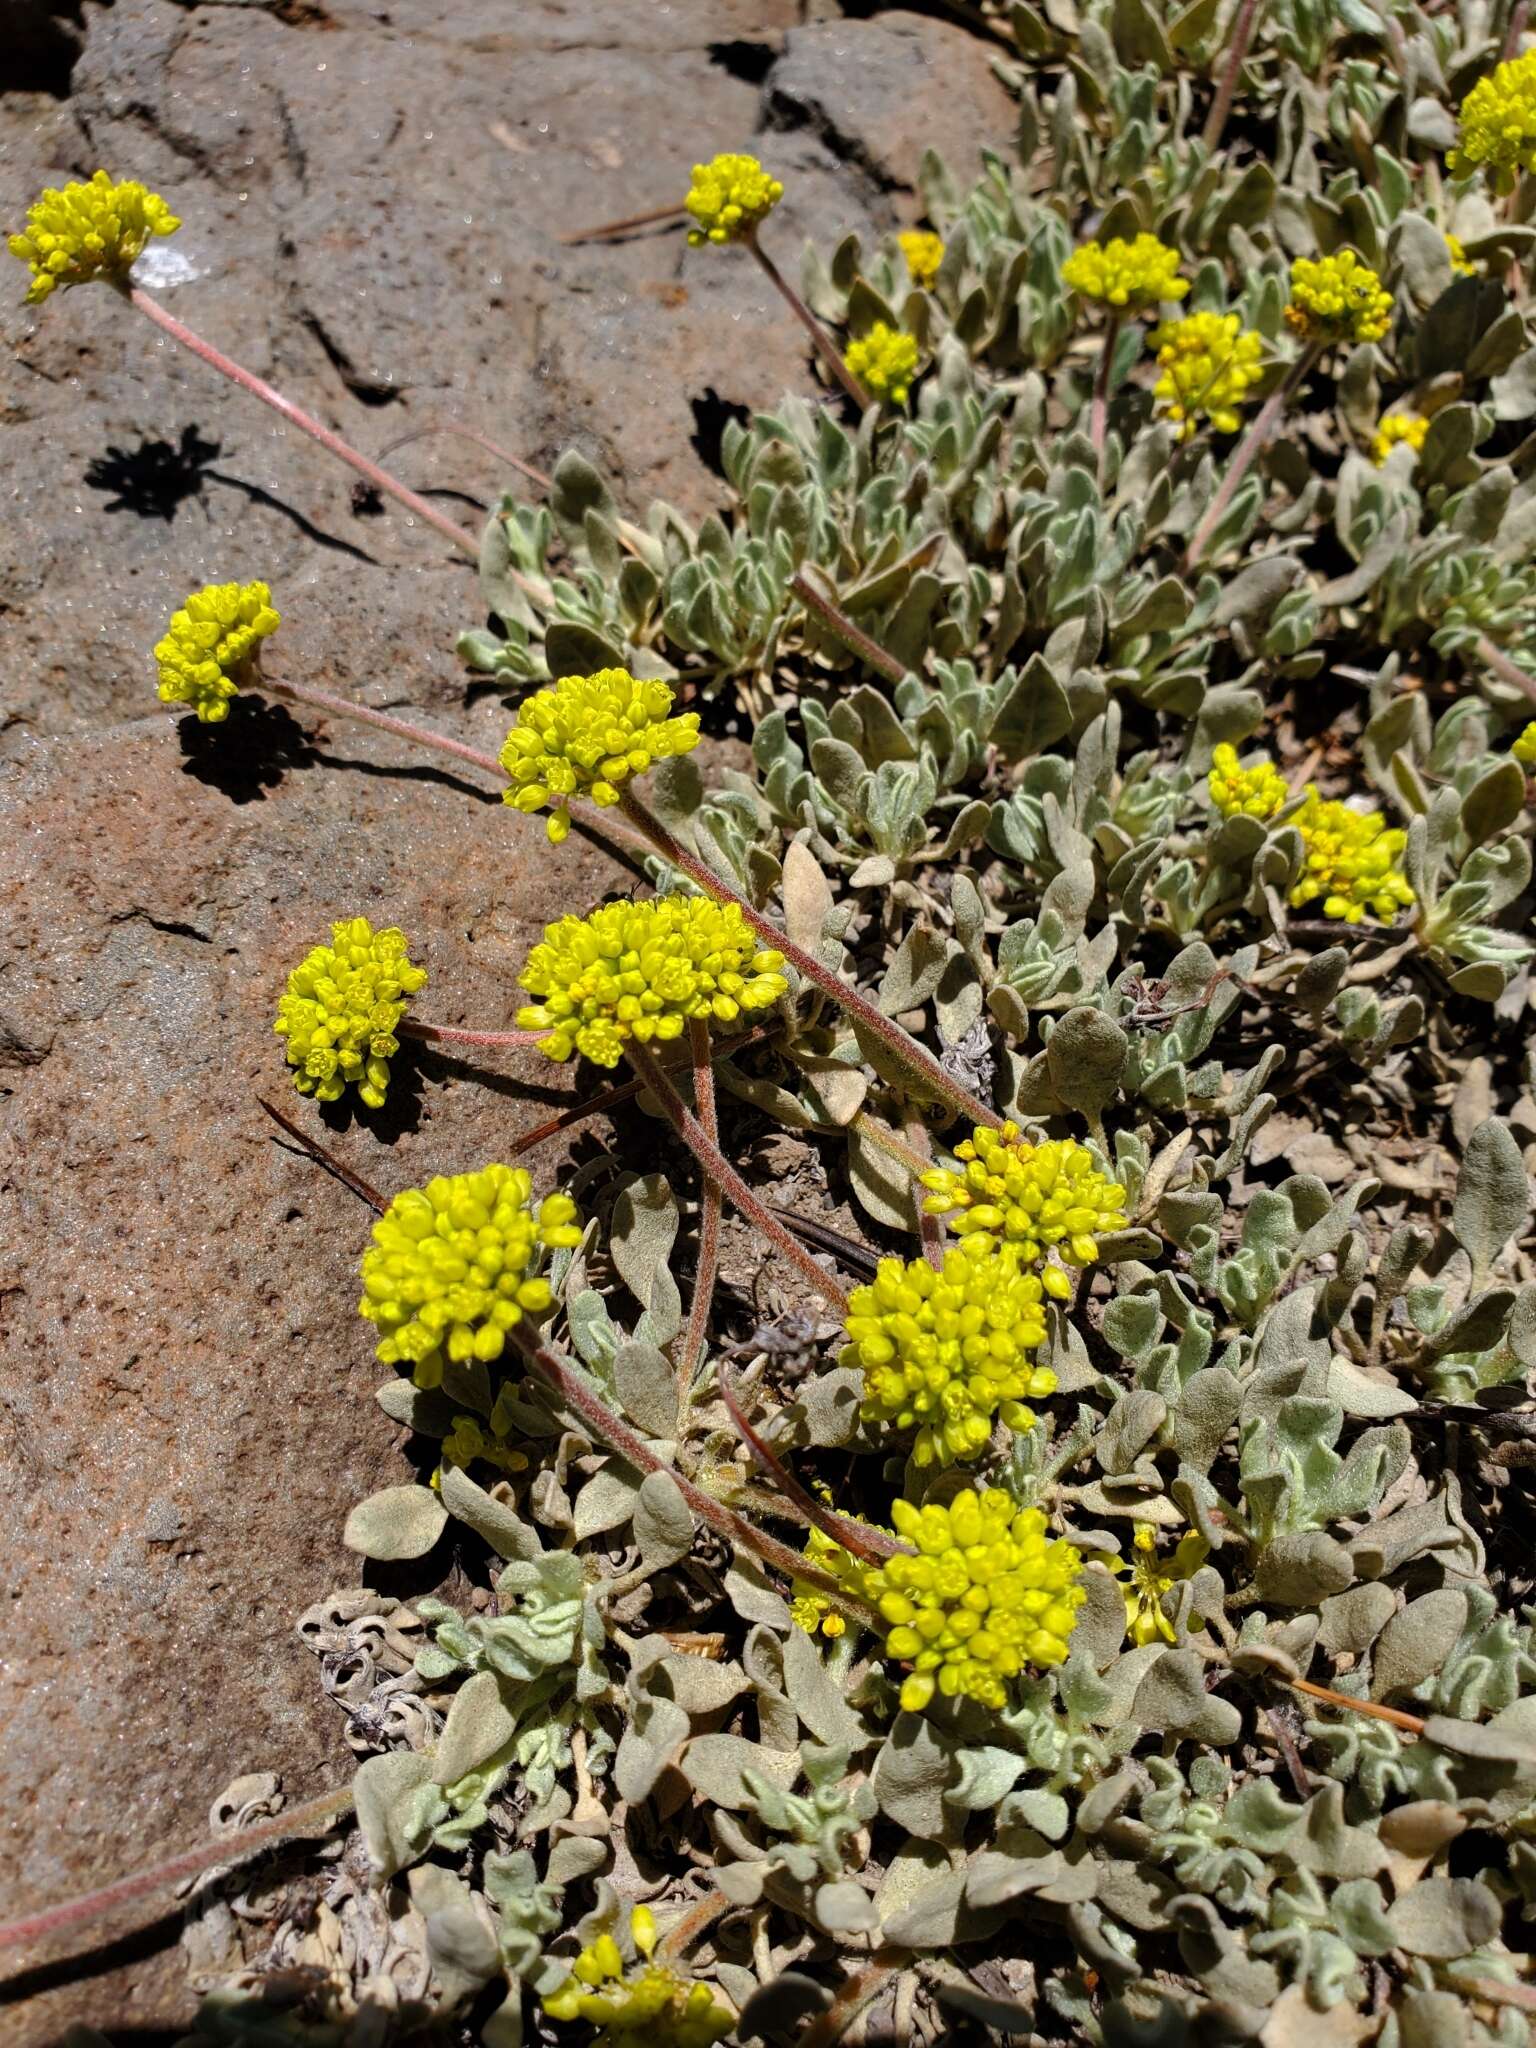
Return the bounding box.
[499,667,700,845]
[359,1164,581,1388]
[517,895,787,1068]
[274,916,426,1109]
[842,1243,1057,1468]
[8,169,180,303]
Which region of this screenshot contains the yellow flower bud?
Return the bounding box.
[9,169,179,303]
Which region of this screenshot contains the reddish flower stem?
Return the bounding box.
[903,1113,946,1272]
[1090,310,1123,481]
[1476,633,1536,708]
[616,788,1001,1131]
[716,1365,906,1563]
[679,1017,724,1398]
[125,285,480,559]
[745,226,870,408]
[400,1020,543,1050]
[0,1782,355,1962]
[625,1041,852,1313]
[376,420,553,492]
[789,569,906,685]
[265,673,507,777]
[1200,0,1264,152]
[1181,343,1319,574]
[505,1023,781,1157]
[1287,1675,1425,1733]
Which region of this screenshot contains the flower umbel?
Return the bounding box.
[789,1521,873,1639]
[1372,413,1428,466]
[898,228,944,289]
[517,895,787,1067]
[1449,50,1536,193]
[155,580,280,723]
[500,668,700,845]
[1446,232,1476,276]
[684,153,783,246]
[1114,1524,1210,1647]
[359,1164,581,1388]
[1284,250,1392,345]
[1150,312,1264,439]
[1208,743,1287,821]
[9,169,180,303]
[919,1126,1127,1287]
[1513,721,1536,767]
[842,1244,1057,1468]
[274,916,427,1109]
[1061,233,1188,309]
[543,1906,734,2047]
[855,1489,1086,1711]
[1288,791,1415,924]
[843,322,920,406]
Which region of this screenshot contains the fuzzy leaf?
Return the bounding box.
[343,1485,447,1562]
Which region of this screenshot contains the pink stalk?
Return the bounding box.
[744,226,870,408]
[376,421,553,492]
[401,1021,543,1050]
[616,788,1002,1131]
[904,1114,946,1273]
[265,673,506,778]
[1201,0,1264,152]
[0,1782,354,1962]
[624,1041,851,1314]
[1089,310,1124,481]
[789,569,906,685]
[505,1022,781,1158]
[679,1017,724,1397]
[1476,634,1536,708]
[1180,342,1319,574]
[716,1367,905,1563]
[125,285,479,559]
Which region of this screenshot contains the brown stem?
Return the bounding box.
[1288,1676,1426,1734]
[789,568,907,685]
[125,285,479,559]
[1503,0,1531,62]
[559,201,689,245]
[625,1041,851,1313]
[679,1016,724,1397]
[1180,342,1319,573]
[716,1365,905,1563]
[400,1020,543,1050]
[265,673,507,778]
[1475,633,1536,707]
[258,1096,388,1214]
[903,1114,946,1272]
[0,1783,354,1961]
[505,1022,781,1157]
[745,227,870,408]
[1201,0,1264,152]
[1090,310,1123,480]
[616,788,1002,1131]
[376,421,552,492]
[850,1111,932,1178]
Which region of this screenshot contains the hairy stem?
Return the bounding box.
[745,227,869,408]
[1287,1675,1425,1734]
[400,1020,543,1050]
[376,420,552,492]
[717,1366,905,1562]
[903,1113,946,1272]
[1476,632,1536,707]
[1090,310,1124,481]
[625,1041,851,1313]
[560,201,689,245]
[789,568,906,685]
[617,788,1001,1131]
[505,1022,781,1157]
[1181,342,1319,574]
[265,673,506,777]
[125,285,480,559]
[679,1016,724,1397]
[1201,0,1264,153]
[0,1782,355,1961]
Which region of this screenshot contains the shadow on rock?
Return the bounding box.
[85,424,221,522]
[176,697,317,805]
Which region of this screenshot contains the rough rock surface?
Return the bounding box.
[0,5,1013,2038]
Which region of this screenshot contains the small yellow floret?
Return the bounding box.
[1449,50,1536,193]
[1150,312,1264,439]
[542,1906,734,2046]
[1446,232,1476,275]
[684,152,783,246]
[154,580,280,723]
[1208,742,1288,821]
[274,916,427,1110]
[1113,1524,1210,1647]
[517,895,787,1068]
[1371,413,1429,466]
[919,1126,1126,1283]
[359,1164,581,1388]
[842,1243,1057,1468]
[500,667,700,845]
[1513,721,1536,767]
[844,321,920,406]
[898,229,945,289]
[1284,250,1392,345]
[434,1414,530,1489]
[850,1488,1086,1711]
[1061,233,1188,310]
[1288,790,1414,924]
[8,169,180,303]
[789,1521,874,1638]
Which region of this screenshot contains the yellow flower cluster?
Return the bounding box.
[1284,250,1392,345]
[436,1414,529,1486]
[853,1489,1086,1712]
[1446,232,1475,275]
[684,152,783,246]
[359,1165,581,1387]
[1061,233,1188,309]
[842,1244,1057,1468]
[517,896,787,1068]
[1114,1525,1210,1647]
[1150,312,1265,439]
[844,321,920,406]
[789,1520,871,1639]
[1449,50,1536,193]
[1208,742,1288,820]
[1289,790,1414,924]
[920,1126,1127,1286]
[1513,721,1536,767]
[500,668,700,846]
[154,580,280,723]
[8,170,180,303]
[543,1906,734,2047]
[274,917,427,1110]
[898,228,945,288]
[1371,412,1428,466]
